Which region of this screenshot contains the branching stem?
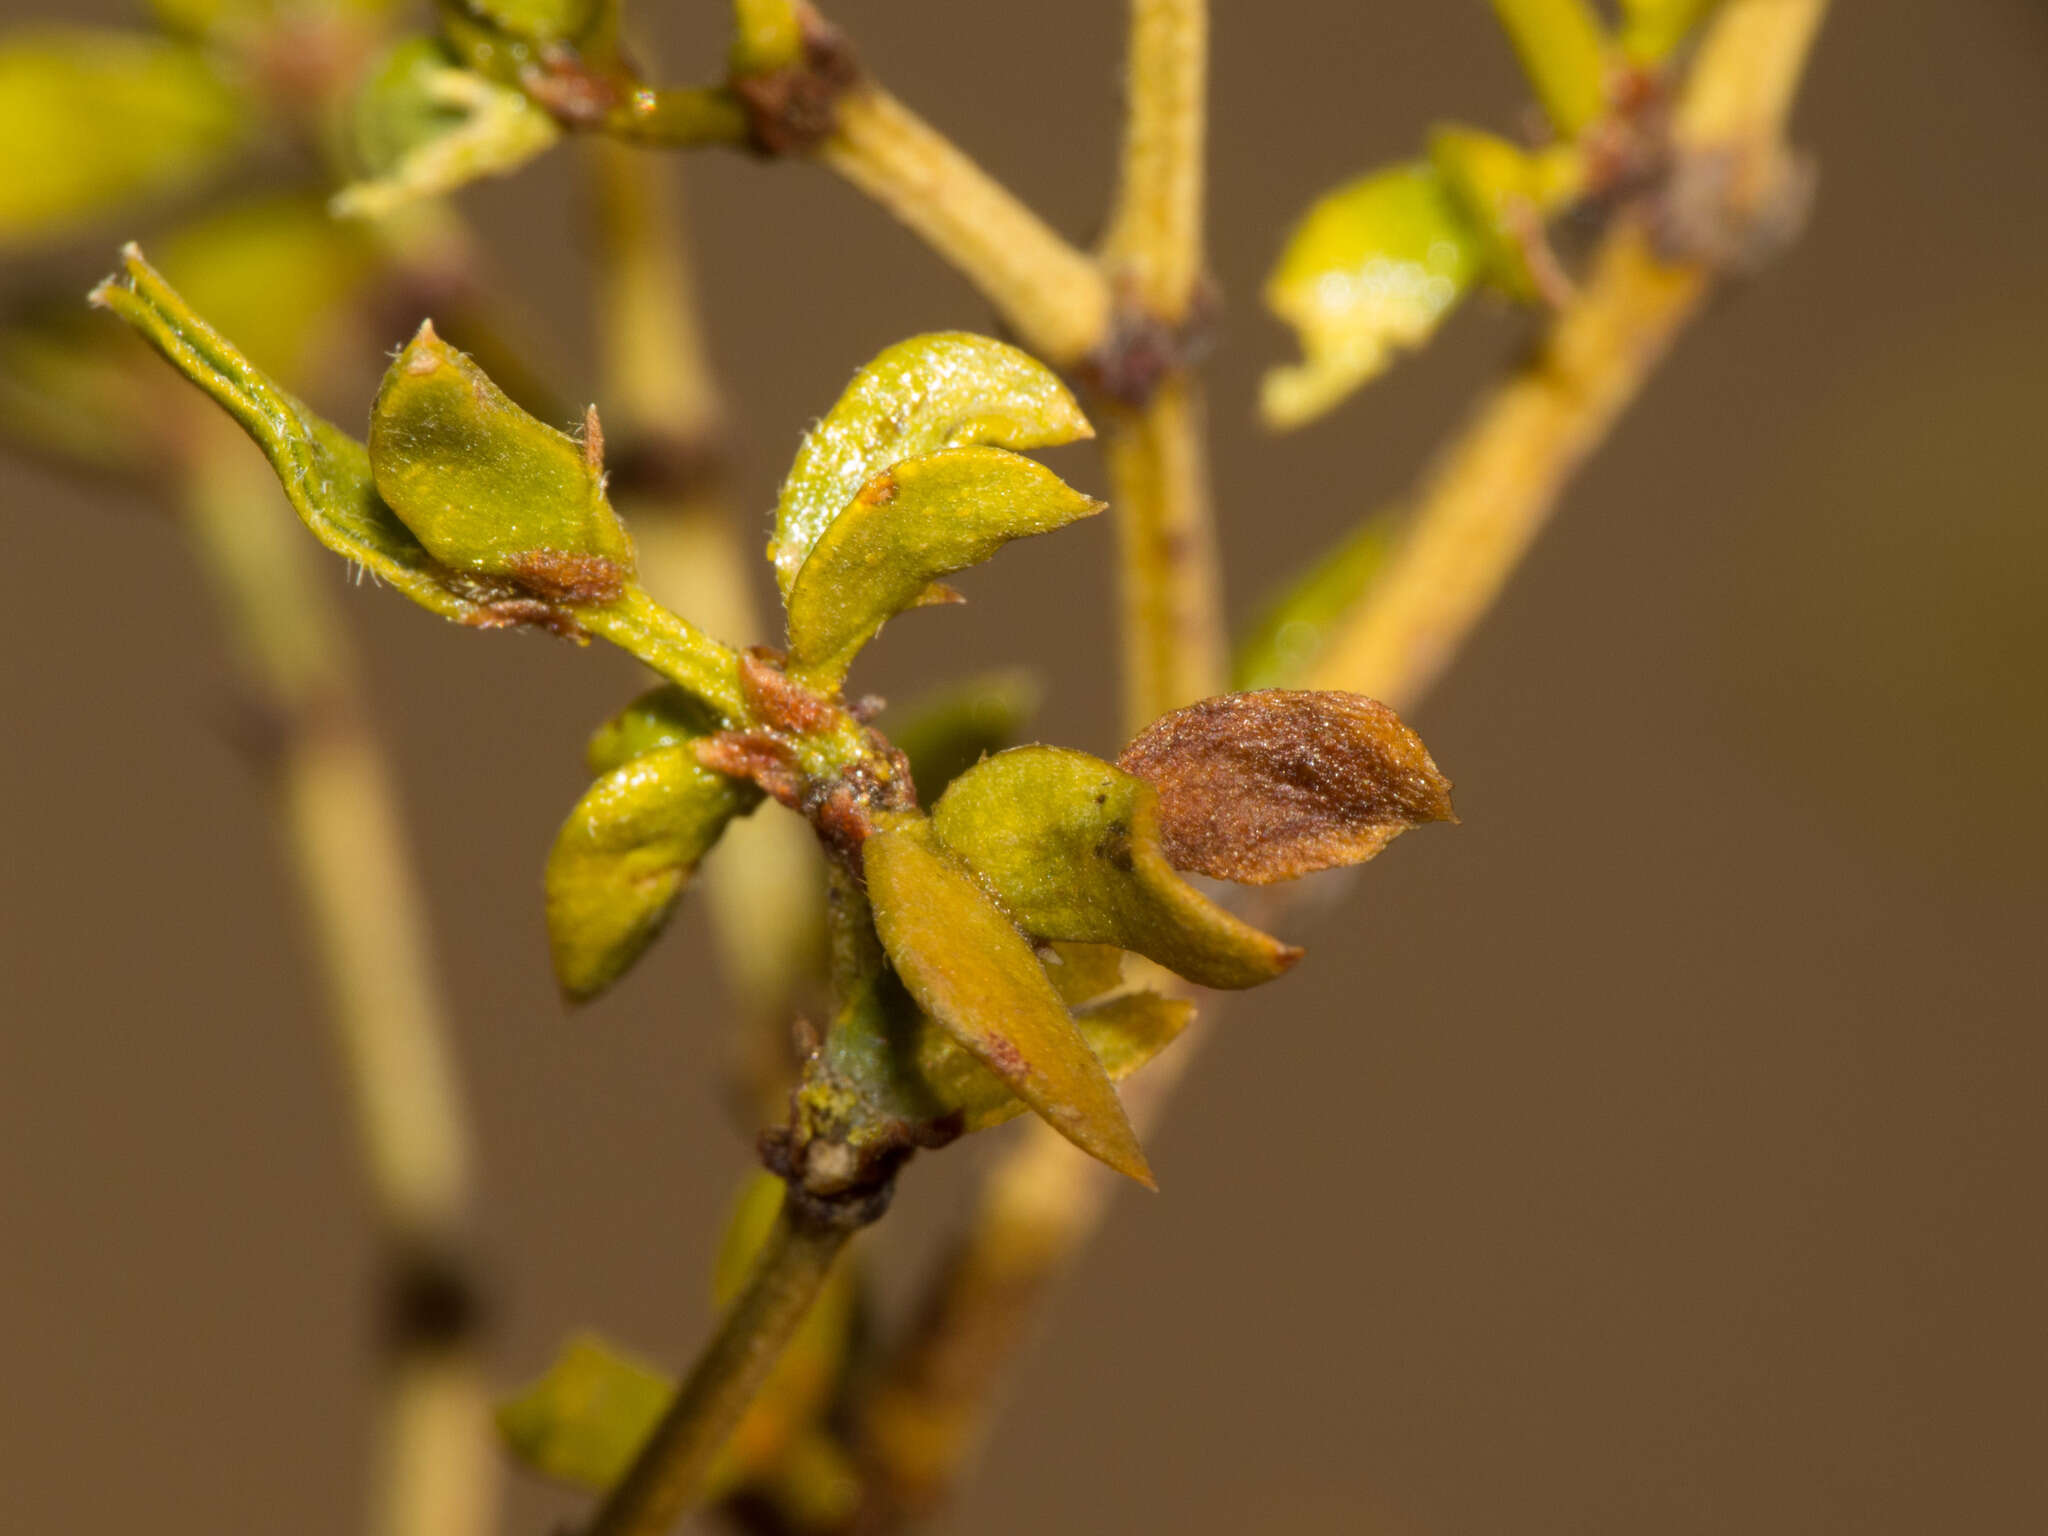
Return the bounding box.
[838,2,1830,1524]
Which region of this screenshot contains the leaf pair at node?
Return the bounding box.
[809,688,1455,1187]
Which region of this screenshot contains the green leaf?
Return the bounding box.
[90,246,492,624]
[1487,0,1614,137]
[881,670,1042,803]
[1261,163,1483,430]
[862,815,1153,1186]
[785,446,1102,685]
[1619,0,1720,62]
[545,745,758,1001]
[1233,516,1398,691]
[0,30,245,248]
[1117,690,1456,885]
[499,1175,858,1498]
[585,683,725,775]
[929,747,1300,990]
[332,39,561,221]
[369,320,635,600]
[1429,124,1585,303]
[498,1334,672,1491]
[767,332,1092,597]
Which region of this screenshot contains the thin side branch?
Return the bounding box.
[1100,0,1209,321]
[836,1,1830,1522]
[822,87,1112,367]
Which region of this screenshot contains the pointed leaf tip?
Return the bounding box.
[370,323,635,601]
[863,816,1153,1185]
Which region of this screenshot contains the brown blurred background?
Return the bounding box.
[5,1,2045,1532]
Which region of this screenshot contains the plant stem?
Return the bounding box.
[1308,0,1830,710]
[585,1207,853,1536]
[1307,225,1706,708]
[1100,0,1209,321]
[822,87,1112,367]
[1100,374,1227,734]
[183,432,493,1536]
[1097,0,1223,735]
[836,1,1829,1522]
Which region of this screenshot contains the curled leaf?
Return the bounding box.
[90,247,489,623]
[862,815,1153,1186]
[1117,690,1455,886]
[1261,163,1482,430]
[881,670,1042,803]
[370,320,634,601]
[0,30,244,247]
[768,332,1092,595]
[930,747,1300,990]
[1487,0,1613,137]
[545,746,758,1001]
[785,445,1102,684]
[585,682,724,774]
[333,40,561,221]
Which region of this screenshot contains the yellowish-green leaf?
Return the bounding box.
[862,815,1153,1186]
[499,1175,857,1498]
[585,682,725,775]
[333,40,561,221]
[881,670,1041,804]
[545,746,757,1001]
[1042,941,1126,1009]
[91,246,490,623]
[1234,516,1398,690]
[786,446,1102,685]
[1487,0,1614,137]
[1429,124,1585,303]
[1117,690,1456,886]
[940,991,1189,1134]
[929,747,1300,990]
[1261,163,1482,430]
[768,332,1092,596]
[0,30,245,248]
[498,1334,672,1491]
[1620,0,1720,63]
[370,320,634,599]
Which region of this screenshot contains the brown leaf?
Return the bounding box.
[1116,689,1455,885]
